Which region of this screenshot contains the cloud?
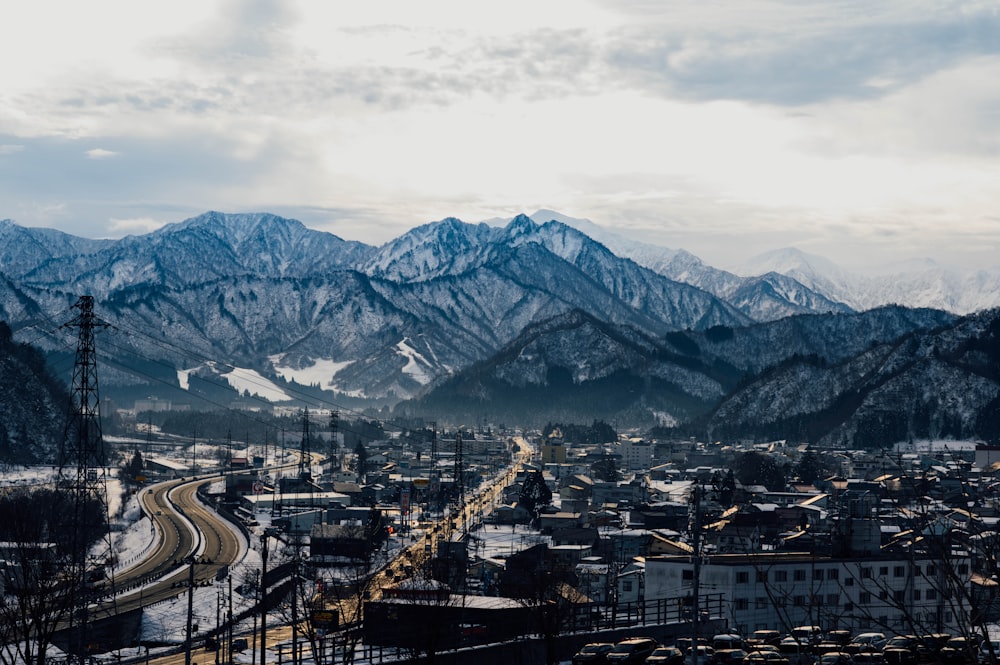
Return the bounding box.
[85,148,119,159]
[598,2,1000,105]
[108,216,166,235]
[0,144,24,154]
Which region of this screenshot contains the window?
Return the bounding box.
[927,589,938,600]
[827,593,839,605]
[879,590,888,601]
[756,597,768,609]
[814,569,824,581]
[793,595,806,607]
[757,570,768,583]
[860,592,871,605]
[623,581,633,592]
[894,566,905,577]
[845,578,854,587]
[828,569,839,580]
[737,571,749,584]
[879,566,889,575]
[913,589,921,601]
[861,567,872,579]
[844,602,854,612]
[894,590,905,602]
[683,569,693,581]
[794,569,806,582]
[775,570,788,582]
[958,564,969,575]
[927,564,936,576]
[735,598,749,610]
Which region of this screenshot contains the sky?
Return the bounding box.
[1,0,999,272]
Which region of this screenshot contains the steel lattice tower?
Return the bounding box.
[59,295,114,662]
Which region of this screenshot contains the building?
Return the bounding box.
[645,550,970,636]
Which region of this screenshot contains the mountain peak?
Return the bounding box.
[732,247,844,279]
[505,213,538,237]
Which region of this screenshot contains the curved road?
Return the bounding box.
[91,475,245,618]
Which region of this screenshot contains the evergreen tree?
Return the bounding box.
[518,470,552,523]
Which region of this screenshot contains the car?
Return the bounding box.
[852,652,886,665]
[777,638,813,665]
[882,649,917,665]
[853,634,888,651]
[749,632,784,650]
[684,646,716,665]
[713,648,749,665]
[647,646,685,665]
[745,650,790,665]
[607,638,659,664]
[714,635,746,651]
[818,652,854,665]
[573,642,616,665]
[790,626,824,646]
[883,637,919,653]
[939,636,978,665]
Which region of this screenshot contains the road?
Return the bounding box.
[92,475,245,619]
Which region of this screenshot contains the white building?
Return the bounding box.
[645,550,970,637]
[620,438,654,471]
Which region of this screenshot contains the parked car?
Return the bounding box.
[882,648,917,665]
[818,652,853,665]
[939,636,978,665]
[790,626,824,646]
[607,637,659,664]
[884,636,918,651]
[778,637,814,665]
[574,642,616,665]
[744,650,790,665]
[647,646,685,665]
[684,646,715,665]
[749,631,783,649]
[852,634,888,651]
[714,635,746,651]
[852,651,886,665]
[713,648,749,665]
[827,632,853,648]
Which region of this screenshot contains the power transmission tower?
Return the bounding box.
[58,295,115,662]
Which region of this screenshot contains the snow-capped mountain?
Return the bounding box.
[1,209,995,439]
[525,211,853,321]
[0,212,750,406]
[402,304,960,428]
[733,246,1000,314]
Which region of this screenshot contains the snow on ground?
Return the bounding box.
[270,355,354,390]
[221,367,293,402]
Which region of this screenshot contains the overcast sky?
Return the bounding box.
[2,1,999,272]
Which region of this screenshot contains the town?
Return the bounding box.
[5,410,996,665]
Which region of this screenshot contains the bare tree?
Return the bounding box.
[0,488,81,665]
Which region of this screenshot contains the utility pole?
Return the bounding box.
[259,533,270,665]
[185,555,197,665]
[454,429,464,509]
[690,483,704,665]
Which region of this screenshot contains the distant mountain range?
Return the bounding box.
[1,210,998,444]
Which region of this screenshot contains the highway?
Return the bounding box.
[92,475,245,619]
